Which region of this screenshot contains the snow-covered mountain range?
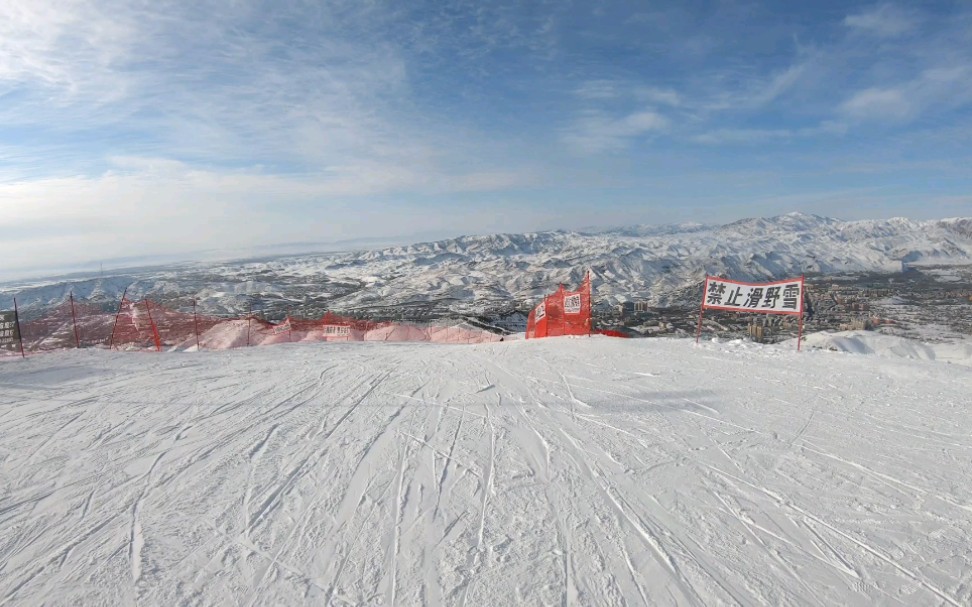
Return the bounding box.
[3,213,972,314]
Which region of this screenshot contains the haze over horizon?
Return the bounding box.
[2,1,971,276]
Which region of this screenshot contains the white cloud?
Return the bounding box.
[624,112,668,131]
[691,121,847,145]
[574,81,621,100]
[691,128,794,145]
[839,66,972,123]
[840,88,912,121]
[750,63,807,107]
[0,1,129,94]
[566,80,680,153]
[0,158,541,273]
[0,1,472,181]
[695,58,813,116]
[575,82,681,107]
[718,62,809,111]
[0,0,553,248]
[636,87,681,107]
[844,4,914,37]
[562,109,669,154]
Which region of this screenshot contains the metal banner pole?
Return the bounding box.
[108,287,129,350]
[797,275,806,352]
[587,269,593,336]
[13,297,25,358]
[798,313,804,352]
[70,292,81,348]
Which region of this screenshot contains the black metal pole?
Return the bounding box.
[108,286,129,350]
[70,293,81,348]
[13,297,25,358]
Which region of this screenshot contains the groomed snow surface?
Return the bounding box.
[2,336,971,606]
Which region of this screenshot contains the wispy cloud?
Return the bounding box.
[0,1,529,183]
[0,3,370,154]
[840,66,972,123]
[636,87,682,107]
[574,80,623,101]
[710,61,811,111]
[844,4,915,37]
[690,121,848,145]
[564,79,680,154]
[1,1,971,277]
[0,157,541,271]
[840,88,912,122]
[0,2,130,96]
[562,109,669,154]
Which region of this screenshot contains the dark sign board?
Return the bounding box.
[0,310,21,347]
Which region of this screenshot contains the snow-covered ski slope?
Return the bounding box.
[1,337,971,606]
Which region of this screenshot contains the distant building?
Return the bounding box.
[491,312,528,332]
[840,319,873,331]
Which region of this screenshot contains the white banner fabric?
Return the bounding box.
[323,325,351,336]
[564,293,582,314]
[701,276,804,315]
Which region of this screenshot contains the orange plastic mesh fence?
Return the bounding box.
[4,295,506,356]
[18,299,116,352]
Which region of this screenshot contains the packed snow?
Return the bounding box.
[800,330,972,368]
[1,336,971,605]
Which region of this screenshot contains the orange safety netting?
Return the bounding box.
[525,272,592,339]
[7,295,505,355]
[18,298,115,352]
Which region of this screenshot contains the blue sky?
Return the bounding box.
[1,1,971,276]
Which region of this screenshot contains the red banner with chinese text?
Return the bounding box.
[526,272,592,339]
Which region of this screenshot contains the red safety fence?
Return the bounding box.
[19,296,115,352]
[526,272,593,339]
[3,295,504,357]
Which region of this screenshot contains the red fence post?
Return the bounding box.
[246,302,252,348]
[797,275,806,352]
[108,287,128,350]
[193,299,200,350]
[70,292,81,348]
[144,299,161,352]
[586,269,592,337]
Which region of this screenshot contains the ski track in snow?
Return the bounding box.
[0,337,971,606]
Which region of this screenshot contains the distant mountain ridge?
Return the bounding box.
[3,213,972,312]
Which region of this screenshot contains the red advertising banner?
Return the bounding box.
[527,301,547,339]
[526,272,592,339]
